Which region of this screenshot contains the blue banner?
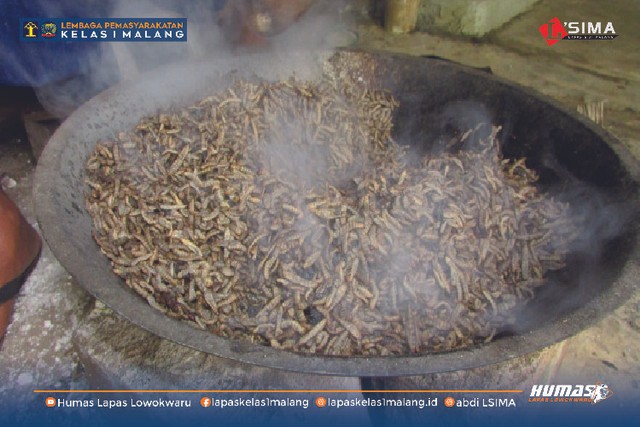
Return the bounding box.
[19,18,187,42]
[1,388,638,427]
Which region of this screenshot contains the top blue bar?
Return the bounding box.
[20,18,188,42]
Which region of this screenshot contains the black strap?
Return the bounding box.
[0,251,40,304]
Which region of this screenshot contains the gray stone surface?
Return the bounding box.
[74,299,362,393]
[417,0,540,37]
[0,140,92,410]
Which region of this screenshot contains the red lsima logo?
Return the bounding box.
[539,17,568,46]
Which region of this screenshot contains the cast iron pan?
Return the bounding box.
[34,50,640,376]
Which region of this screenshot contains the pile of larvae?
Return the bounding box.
[85,75,579,355]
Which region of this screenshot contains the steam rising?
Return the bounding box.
[6,0,351,117]
[82,56,599,356]
[13,1,635,354]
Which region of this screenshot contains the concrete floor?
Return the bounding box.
[1,0,638,413]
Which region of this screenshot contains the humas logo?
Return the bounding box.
[590,383,613,404]
[528,382,614,404]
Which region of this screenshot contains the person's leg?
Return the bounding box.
[0,187,41,344]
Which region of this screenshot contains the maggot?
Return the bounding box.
[85,69,579,358]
